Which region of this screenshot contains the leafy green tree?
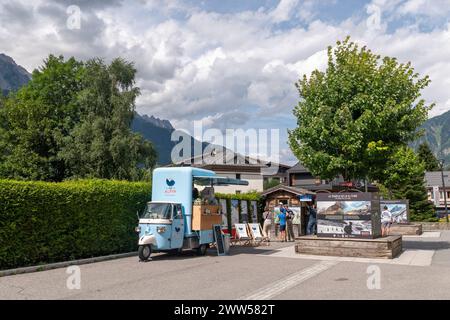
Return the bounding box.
[417,142,440,171]
[288,37,433,182]
[59,58,156,181]
[263,178,281,190]
[0,55,84,181]
[381,147,437,221]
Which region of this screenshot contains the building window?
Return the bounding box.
[236,190,241,194]
[236,173,241,180]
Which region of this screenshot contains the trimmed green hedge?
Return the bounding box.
[0,179,150,270]
[215,191,261,202]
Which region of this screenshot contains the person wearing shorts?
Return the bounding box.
[381,205,392,237]
[277,206,287,242]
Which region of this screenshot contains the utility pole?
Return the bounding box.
[439,159,449,223]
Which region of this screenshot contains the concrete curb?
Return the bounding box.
[421,222,450,231]
[0,252,137,277]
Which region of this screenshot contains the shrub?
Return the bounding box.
[0,179,150,270]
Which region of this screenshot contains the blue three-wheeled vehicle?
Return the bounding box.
[136,167,248,261]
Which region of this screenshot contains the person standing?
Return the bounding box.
[274,202,283,238]
[285,205,295,242]
[277,204,287,242]
[291,207,301,237]
[306,203,317,235]
[381,205,392,237]
[262,207,273,241]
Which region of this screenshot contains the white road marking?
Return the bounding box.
[240,260,338,300]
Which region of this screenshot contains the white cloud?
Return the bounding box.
[270,0,299,23]
[398,0,450,17]
[1,0,450,163]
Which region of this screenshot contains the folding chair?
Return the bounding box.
[234,223,252,246]
[247,223,267,246]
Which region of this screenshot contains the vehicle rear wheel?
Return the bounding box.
[196,244,208,256]
[138,245,152,261]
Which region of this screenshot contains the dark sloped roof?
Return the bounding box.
[174,148,291,170]
[425,171,450,187]
[260,184,315,197]
[286,161,310,173]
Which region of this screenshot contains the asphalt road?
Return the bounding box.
[2,232,450,300]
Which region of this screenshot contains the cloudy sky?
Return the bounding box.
[1,0,450,164]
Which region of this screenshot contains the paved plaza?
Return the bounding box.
[1,231,450,300]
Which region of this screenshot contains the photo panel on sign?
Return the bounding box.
[231,199,239,226]
[380,200,409,224]
[317,219,373,238]
[241,200,249,223]
[251,201,258,223]
[317,200,371,216]
[290,207,301,225]
[220,198,228,228]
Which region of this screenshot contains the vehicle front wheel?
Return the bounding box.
[138,245,152,261]
[196,244,208,256]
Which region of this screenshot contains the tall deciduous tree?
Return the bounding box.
[288,37,433,182]
[60,58,156,181]
[417,142,440,171]
[381,147,436,221]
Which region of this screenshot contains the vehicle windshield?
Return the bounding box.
[140,203,172,219]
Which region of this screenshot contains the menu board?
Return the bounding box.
[213,224,225,256]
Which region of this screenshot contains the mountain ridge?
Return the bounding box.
[0,53,31,95]
[411,109,450,165]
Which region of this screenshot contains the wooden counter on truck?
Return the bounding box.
[192,205,221,230]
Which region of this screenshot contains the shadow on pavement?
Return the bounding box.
[226,243,294,256]
[403,240,450,251]
[146,250,211,261]
[146,243,294,261]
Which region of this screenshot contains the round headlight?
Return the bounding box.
[135,226,141,233]
[157,226,166,234]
